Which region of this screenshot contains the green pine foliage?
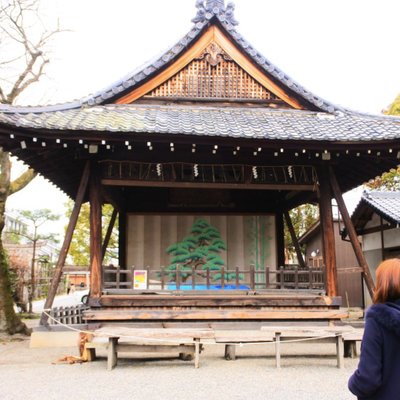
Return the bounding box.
[165,218,239,283]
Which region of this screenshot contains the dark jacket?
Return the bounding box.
[348,299,400,400]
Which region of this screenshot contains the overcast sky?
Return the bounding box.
[8,0,400,226]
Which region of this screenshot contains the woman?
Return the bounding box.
[349,258,400,399]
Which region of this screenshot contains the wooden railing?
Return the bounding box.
[103,265,325,292]
[48,304,89,325]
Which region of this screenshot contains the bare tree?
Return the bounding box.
[0,0,61,334]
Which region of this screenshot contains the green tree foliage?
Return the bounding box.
[11,209,59,313]
[284,204,319,262]
[365,94,400,191]
[165,218,238,283]
[65,200,118,266]
[385,94,400,116]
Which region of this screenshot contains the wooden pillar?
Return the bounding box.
[283,210,306,269]
[275,211,285,268]
[328,166,375,298]
[318,166,338,297]
[380,216,385,261]
[40,162,90,326]
[89,164,102,304]
[118,208,127,268]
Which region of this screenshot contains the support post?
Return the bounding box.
[101,207,118,262]
[89,164,102,303]
[283,210,306,269]
[40,162,90,325]
[380,216,385,261]
[318,166,338,297]
[328,167,375,298]
[275,211,285,268]
[118,207,126,269]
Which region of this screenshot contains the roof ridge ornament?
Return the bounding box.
[192,0,238,26]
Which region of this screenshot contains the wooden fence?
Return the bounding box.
[103,265,325,292]
[48,304,89,325]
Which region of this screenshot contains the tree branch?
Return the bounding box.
[9,168,37,195]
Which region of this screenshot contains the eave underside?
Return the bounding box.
[1,126,398,205]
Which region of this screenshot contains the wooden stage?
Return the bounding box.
[83,291,345,324]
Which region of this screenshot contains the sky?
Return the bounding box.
[6,0,400,230]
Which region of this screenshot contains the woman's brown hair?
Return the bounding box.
[373,258,400,304]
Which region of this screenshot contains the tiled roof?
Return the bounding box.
[1,104,400,142]
[359,191,400,224]
[76,1,344,113]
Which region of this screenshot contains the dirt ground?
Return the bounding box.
[0,318,359,400]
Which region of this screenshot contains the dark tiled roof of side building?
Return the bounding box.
[358,191,400,225]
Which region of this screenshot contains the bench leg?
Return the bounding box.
[194,340,200,369]
[225,344,236,361]
[275,333,281,369]
[336,334,344,369]
[85,347,96,362]
[344,341,357,358]
[107,337,119,371]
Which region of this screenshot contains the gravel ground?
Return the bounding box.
[0,329,359,400]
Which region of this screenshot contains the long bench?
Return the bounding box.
[85,327,214,370]
[217,326,363,369]
[83,326,364,370]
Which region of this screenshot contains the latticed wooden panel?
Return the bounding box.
[147,51,281,101]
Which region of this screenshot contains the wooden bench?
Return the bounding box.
[260,326,357,368]
[215,326,357,369]
[85,328,214,370]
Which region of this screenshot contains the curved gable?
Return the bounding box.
[114,25,303,109]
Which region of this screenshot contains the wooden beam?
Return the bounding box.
[118,207,127,269]
[101,207,118,262]
[102,179,315,192]
[40,161,90,325]
[98,294,340,308]
[284,210,306,269]
[89,164,103,302]
[380,216,385,261]
[318,167,338,297]
[355,223,393,236]
[275,212,285,268]
[328,166,375,298]
[83,309,348,321]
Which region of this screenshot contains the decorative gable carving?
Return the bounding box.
[146,42,285,104]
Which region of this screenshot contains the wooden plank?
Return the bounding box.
[84,309,348,321]
[215,330,274,343]
[40,161,90,326]
[98,294,341,308]
[261,325,354,335]
[102,179,315,192]
[94,327,215,340]
[117,344,195,353]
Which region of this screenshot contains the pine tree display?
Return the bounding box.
[165,218,238,285]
